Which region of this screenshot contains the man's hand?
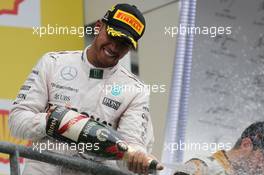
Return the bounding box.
[45,105,56,120]
[45,104,71,120]
[127,151,164,174]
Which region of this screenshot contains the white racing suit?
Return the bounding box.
[9,46,154,175]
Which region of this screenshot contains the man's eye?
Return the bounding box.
[121,42,130,48]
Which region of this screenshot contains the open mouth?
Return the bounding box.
[103,47,118,59]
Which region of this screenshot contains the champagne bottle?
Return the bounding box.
[46,106,158,171]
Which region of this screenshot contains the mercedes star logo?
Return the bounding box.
[60,66,78,81]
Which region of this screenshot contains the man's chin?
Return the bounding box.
[98,59,118,68]
[99,57,118,67]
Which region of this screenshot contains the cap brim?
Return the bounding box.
[106,25,137,49]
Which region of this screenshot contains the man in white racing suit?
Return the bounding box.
[9,3,163,175]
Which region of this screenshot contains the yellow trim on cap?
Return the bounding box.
[106,26,137,48]
[113,9,144,35]
[109,5,115,12]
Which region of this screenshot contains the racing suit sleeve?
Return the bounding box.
[115,90,154,171]
[117,90,154,153]
[9,54,51,141]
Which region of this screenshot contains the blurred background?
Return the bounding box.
[0,0,264,174]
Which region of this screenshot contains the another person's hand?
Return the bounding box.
[127,151,164,174]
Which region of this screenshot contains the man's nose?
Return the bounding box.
[110,41,123,51]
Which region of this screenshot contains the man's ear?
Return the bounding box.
[240,137,254,151]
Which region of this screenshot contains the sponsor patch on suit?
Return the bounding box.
[102,97,121,110]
